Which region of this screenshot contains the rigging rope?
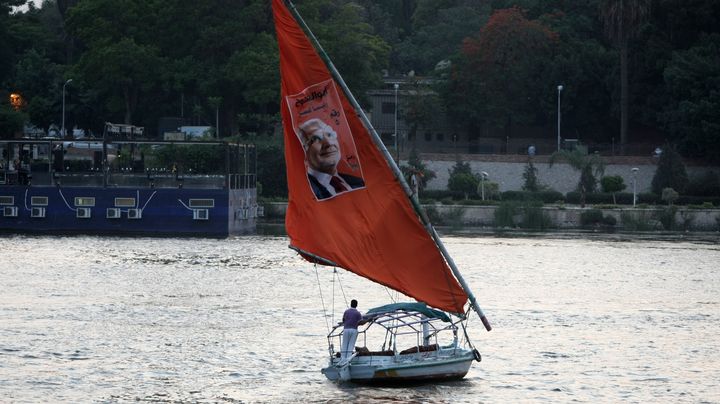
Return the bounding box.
[335,269,348,307]
[383,286,398,303]
[314,263,331,334]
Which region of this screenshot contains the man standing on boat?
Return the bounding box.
[298,118,365,200]
[340,299,362,362]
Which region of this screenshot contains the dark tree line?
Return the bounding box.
[1,0,719,164]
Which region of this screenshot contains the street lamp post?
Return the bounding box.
[557,85,563,152]
[62,79,73,138]
[632,167,639,207]
[394,83,399,162]
[480,171,489,201]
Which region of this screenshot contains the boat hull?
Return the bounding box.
[0,185,257,237]
[321,348,475,383]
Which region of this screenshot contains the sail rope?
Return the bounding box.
[313,263,331,334]
[383,287,397,303]
[334,268,348,307]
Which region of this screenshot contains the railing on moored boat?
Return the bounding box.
[0,138,256,190]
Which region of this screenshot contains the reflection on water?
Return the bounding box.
[0,234,719,402]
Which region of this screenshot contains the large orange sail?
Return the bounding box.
[273,0,467,314]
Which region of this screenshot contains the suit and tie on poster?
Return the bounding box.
[285,79,366,201]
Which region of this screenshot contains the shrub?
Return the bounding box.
[621,211,656,231]
[655,206,678,230]
[686,171,720,197]
[662,188,679,205]
[493,201,518,228]
[521,201,553,230]
[580,209,604,226]
[502,190,564,203]
[651,144,689,194]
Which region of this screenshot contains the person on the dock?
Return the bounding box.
[298,118,364,200]
[340,299,362,362]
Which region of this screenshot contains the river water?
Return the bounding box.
[1,233,719,403]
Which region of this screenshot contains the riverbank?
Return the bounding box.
[260,202,720,233]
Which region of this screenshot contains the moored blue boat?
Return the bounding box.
[0,136,258,238]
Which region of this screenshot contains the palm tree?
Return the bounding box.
[549,149,605,207]
[599,0,651,155]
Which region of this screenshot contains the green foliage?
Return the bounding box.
[401,147,436,191]
[447,172,478,199]
[655,206,678,230]
[660,33,720,162]
[0,104,26,137]
[601,175,626,193]
[651,145,689,194]
[447,158,477,199]
[550,149,605,205]
[493,201,518,228]
[581,209,618,227]
[580,209,603,226]
[446,7,557,131]
[256,143,287,198]
[601,175,626,204]
[146,143,225,174]
[520,200,553,230]
[661,187,679,205]
[502,190,564,203]
[621,211,656,231]
[521,158,540,191]
[686,171,720,197]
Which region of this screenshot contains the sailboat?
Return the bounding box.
[273,0,492,383]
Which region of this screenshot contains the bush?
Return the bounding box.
[655,206,678,230]
[566,192,615,205]
[637,192,660,204]
[621,211,656,231]
[422,190,465,201]
[501,190,564,203]
[493,201,518,228]
[521,201,553,230]
[686,171,720,197]
[651,144,689,194]
[580,209,604,226]
[601,175,626,193]
[580,209,616,227]
[677,196,720,206]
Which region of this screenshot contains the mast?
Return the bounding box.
[284,0,491,331]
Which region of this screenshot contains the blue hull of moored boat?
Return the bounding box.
[0,185,257,238]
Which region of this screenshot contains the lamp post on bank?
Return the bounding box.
[394,83,399,162]
[480,171,489,201]
[632,167,639,207]
[62,79,73,137]
[556,84,563,152]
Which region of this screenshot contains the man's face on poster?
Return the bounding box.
[301,119,340,174]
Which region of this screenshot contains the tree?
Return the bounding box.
[600,0,651,154]
[66,0,163,125]
[401,147,436,193]
[446,7,557,134]
[393,2,489,75]
[651,144,689,195]
[659,33,720,162]
[601,175,626,204]
[298,0,390,105]
[447,158,478,199]
[522,158,540,192]
[549,148,605,207]
[661,187,679,205]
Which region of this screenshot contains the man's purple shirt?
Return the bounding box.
[343,307,362,329]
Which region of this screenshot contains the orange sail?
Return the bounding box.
[273,0,467,314]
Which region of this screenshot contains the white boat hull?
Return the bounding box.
[321,348,476,383]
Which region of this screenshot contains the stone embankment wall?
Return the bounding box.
[262,202,720,231]
[418,154,717,194]
[429,204,720,230]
